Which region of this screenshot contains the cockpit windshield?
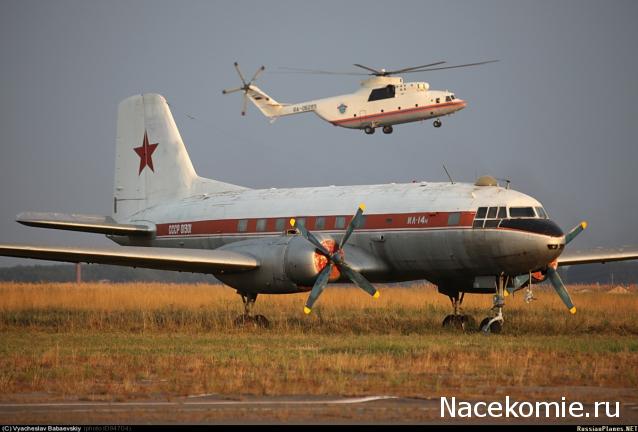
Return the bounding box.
[473,206,549,229]
[509,207,536,218]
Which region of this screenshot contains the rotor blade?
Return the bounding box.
[222,87,243,95]
[303,263,333,314]
[386,62,446,74]
[399,60,500,74]
[290,218,332,257]
[241,94,248,116]
[233,61,247,86]
[249,65,266,84]
[275,67,368,76]
[335,260,379,299]
[339,204,365,250]
[546,267,576,313]
[565,221,588,245]
[353,63,382,74]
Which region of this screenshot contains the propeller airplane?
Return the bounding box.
[2,93,637,332]
[223,60,498,135]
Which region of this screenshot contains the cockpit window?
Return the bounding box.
[476,207,487,218]
[535,207,548,219]
[445,95,452,102]
[509,207,536,218]
[368,85,396,102]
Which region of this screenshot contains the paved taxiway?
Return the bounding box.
[1,395,636,424]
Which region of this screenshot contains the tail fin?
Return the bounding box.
[245,85,286,118]
[113,94,244,221]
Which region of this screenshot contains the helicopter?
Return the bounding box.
[222,60,497,135]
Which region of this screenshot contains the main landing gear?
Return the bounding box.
[364,126,375,135]
[433,119,442,128]
[382,125,393,134]
[479,274,507,334]
[233,292,270,328]
[442,292,475,331]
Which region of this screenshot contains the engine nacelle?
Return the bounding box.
[214,235,338,294]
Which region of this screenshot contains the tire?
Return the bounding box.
[480,317,502,334]
[382,125,393,134]
[364,126,375,135]
[433,120,442,128]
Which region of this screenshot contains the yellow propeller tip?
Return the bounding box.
[290,218,296,227]
[569,306,577,314]
[359,203,366,211]
[303,306,312,315]
[581,221,588,230]
[504,290,509,297]
[373,291,380,299]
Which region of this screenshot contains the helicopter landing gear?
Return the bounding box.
[382,125,393,134]
[364,126,375,135]
[433,119,442,128]
[480,274,507,334]
[233,292,270,328]
[442,292,475,331]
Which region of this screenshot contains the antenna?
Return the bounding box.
[442,164,455,184]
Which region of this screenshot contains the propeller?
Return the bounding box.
[222,62,265,116]
[290,204,379,314]
[507,221,588,313]
[276,60,497,77]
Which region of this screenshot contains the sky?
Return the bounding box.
[1,0,637,266]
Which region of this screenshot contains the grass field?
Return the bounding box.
[0,282,636,402]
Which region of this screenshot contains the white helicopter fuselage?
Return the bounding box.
[247,76,466,132]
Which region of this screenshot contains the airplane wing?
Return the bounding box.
[16,212,155,236]
[0,244,258,274]
[557,246,638,266]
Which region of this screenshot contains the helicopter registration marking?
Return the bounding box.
[292,104,317,113]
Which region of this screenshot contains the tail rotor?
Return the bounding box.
[222,62,265,116]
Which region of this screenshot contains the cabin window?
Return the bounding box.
[335,216,346,229]
[237,219,248,232]
[447,212,461,226]
[509,207,536,218]
[436,97,440,103]
[256,219,267,232]
[315,216,325,230]
[445,95,451,102]
[275,218,285,231]
[386,217,393,224]
[368,85,396,102]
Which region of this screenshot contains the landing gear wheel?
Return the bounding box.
[480,317,503,334]
[442,314,475,331]
[253,314,270,328]
[364,126,375,135]
[382,125,393,134]
[433,119,442,128]
[233,314,270,328]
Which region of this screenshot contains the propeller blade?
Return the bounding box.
[249,65,266,84]
[386,61,446,75]
[339,204,365,249]
[290,218,332,257]
[400,60,500,74]
[565,221,588,245]
[353,63,382,75]
[303,263,333,314]
[334,259,379,299]
[234,61,247,86]
[222,87,243,95]
[546,267,576,314]
[241,94,248,116]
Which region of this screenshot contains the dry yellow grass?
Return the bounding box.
[0,282,636,401]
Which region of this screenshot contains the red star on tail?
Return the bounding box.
[134,131,159,175]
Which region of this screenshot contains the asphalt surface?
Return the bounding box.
[1,395,636,424]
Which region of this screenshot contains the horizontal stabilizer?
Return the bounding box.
[558,246,638,266]
[0,243,259,274]
[17,212,155,236]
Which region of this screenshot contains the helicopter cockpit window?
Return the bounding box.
[445,95,452,102]
[368,85,396,102]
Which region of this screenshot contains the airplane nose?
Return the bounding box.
[457,100,467,110]
[499,218,564,238]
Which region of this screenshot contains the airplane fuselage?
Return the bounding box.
[113,180,565,294]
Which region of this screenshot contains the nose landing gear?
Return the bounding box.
[480,274,508,334]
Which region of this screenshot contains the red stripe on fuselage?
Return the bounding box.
[331,100,466,125]
[156,211,476,238]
